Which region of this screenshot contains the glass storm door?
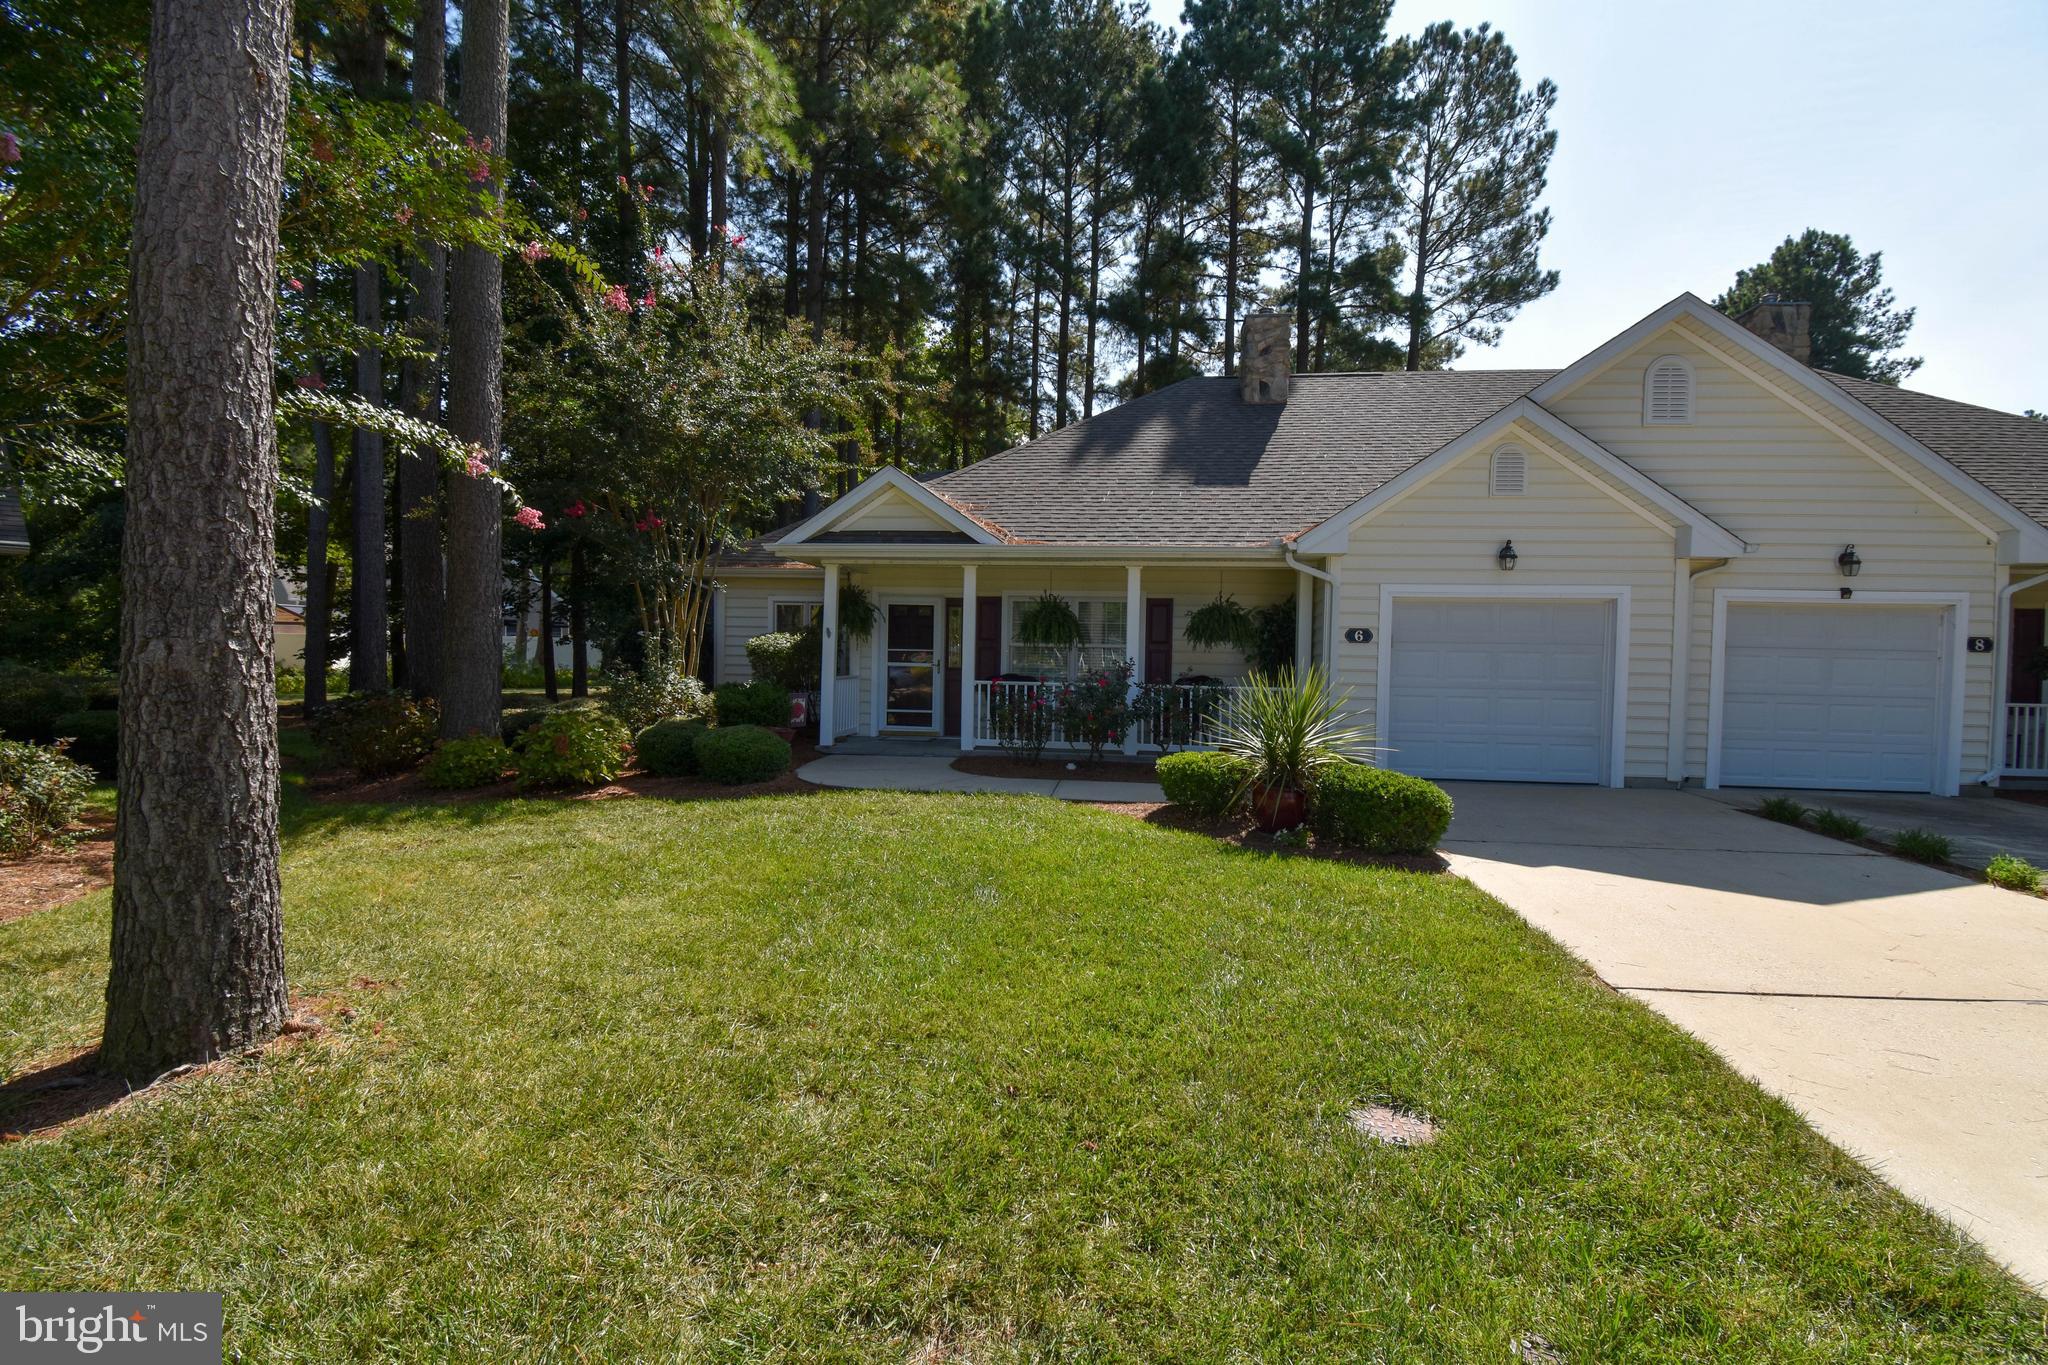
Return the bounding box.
[885,602,939,729]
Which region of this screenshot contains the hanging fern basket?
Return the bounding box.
[1014,591,1085,650]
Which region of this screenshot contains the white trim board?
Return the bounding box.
[772,466,1005,548]
[1373,584,1634,789]
[1703,589,1969,797]
[1293,399,1744,557]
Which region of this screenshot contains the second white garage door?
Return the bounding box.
[1717,604,1946,792]
[1384,597,1615,784]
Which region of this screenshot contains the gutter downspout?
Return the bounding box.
[1979,568,2048,786]
[1284,550,1340,676]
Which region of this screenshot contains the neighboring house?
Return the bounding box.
[0,488,28,557]
[714,293,2048,795]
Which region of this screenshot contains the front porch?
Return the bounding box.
[810,559,1326,753]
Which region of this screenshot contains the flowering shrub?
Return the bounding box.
[421,735,511,790]
[695,724,790,785]
[635,719,707,777]
[713,680,791,729]
[307,692,439,776]
[989,687,1055,762]
[1054,660,1135,763]
[0,737,94,856]
[603,664,710,732]
[515,704,631,788]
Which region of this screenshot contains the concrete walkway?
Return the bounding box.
[1694,785,2048,872]
[797,754,1166,803]
[1438,782,2048,1290]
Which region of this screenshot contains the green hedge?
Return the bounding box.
[306,692,439,777]
[744,631,818,693]
[514,705,631,788]
[0,667,112,744]
[714,680,791,729]
[694,724,791,785]
[1308,763,1453,854]
[421,736,511,790]
[1156,751,1254,817]
[53,709,118,780]
[636,718,708,777]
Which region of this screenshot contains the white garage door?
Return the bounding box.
[1719,605,1944,792]
[1385,598,1614,784]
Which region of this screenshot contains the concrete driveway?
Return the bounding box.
[1693,786,2048,872]
[1439,782,2048,1289]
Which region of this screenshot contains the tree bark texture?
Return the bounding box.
[350,263,389,690]
[398,0,447,698]
[104,0,292,1083]
[440,0,508,739]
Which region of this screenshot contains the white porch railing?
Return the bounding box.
[970,680,1246,752]
[2008,702,2048,776]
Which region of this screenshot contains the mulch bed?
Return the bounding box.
[952,754,1160,783]
[0,813,115,925]
[1091,800,1449,874]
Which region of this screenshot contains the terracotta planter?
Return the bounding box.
[1250,784,1307,832]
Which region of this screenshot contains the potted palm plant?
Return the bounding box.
[1217,667,1378,831]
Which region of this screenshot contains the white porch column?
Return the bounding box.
[1124,564,1143,755]
[959,563,978,750]
[1322,561,1342,678]
[1294,569,1313,673]
[819,562,839,748]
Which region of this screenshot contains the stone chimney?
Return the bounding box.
[1733,294,1813,366]
[1239,311,1291,404]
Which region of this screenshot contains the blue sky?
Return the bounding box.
[1144,0,2048,412]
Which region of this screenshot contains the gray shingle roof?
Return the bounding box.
[1822,374,2048,529]
[0,489,27,555]
[925,371,1553,547]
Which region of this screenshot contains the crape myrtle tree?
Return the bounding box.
[507,239,860,679]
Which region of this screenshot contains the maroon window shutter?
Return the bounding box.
[2014,608,2045,705]
[976,596,1003,678]
[1144,598,1174,683]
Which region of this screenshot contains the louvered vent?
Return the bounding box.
[1489,446,1527,497]
[1645,356,1694,424]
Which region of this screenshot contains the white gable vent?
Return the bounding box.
[1644,354,1694,425]
[1489,445,1528,496]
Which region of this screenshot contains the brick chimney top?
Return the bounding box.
[1733,297,1813,366]
[1239,311,1291,404]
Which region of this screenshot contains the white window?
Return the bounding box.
[1005,597,1127,678]
[768,598,848,674]
[1489,445,1528,496]
[1643,354,1694,425]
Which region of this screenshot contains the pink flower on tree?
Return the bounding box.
[470,159,491,183]
[617,174,629,189]
[521,240,547,263]
[634,513,665,532]
[395,204,414,226]
[601,285,632,313]
[295,373,326,390]
[640,291,656,309]
[575,206,589,222]
[0,132,21,164]
[640,183,653,201]
[725,225,745,249]
[465,448,491,478]
[286,277,304,292]
[564,499,587,519]
[512,506,545,531]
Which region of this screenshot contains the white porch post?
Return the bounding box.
[960,563,978,750]
[819,562,839,748]
[1124,564,1143,755]
[1322,561,1342,678]
[1294,569,1313,673]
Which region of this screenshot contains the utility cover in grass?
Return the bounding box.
[1347,1104,1439,1147]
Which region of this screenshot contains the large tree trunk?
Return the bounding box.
[1295,183,1315,374]
[539,559,558,701]
[569,543,589,697]
[104,0,292,1084]
[440,0,508,739]
[349,264,389,691]
[398,0,447,698]
[304,416,335,707]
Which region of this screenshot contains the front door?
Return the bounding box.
[884,601,940,731]
[943,598,964,737]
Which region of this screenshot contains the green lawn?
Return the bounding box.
[3,782,2043,1360]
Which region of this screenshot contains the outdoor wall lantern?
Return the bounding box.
[1497,540,1519,571]
[1837,544,1862,578]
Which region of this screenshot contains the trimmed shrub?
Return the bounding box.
[1756,796,1807,826]
[603,665,710,732]
[1986,854,2042,894]
[636,718,708,777]
[421,736,512,790]
[501,706,552,743]
[695,724,791,785]
[714,680,791,729]
[745,631,819,693]
[1308,763,1454,854]
[0,737,95,856]
[515,706,631,788]
[1810,808,1866,840]
[52,710,117,780]
[307,692,439,776]
[1892,828,1953,864]
[1157,750,1255,817]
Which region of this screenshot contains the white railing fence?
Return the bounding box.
[970,680,1245,752]
[2008,702,2048,776]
